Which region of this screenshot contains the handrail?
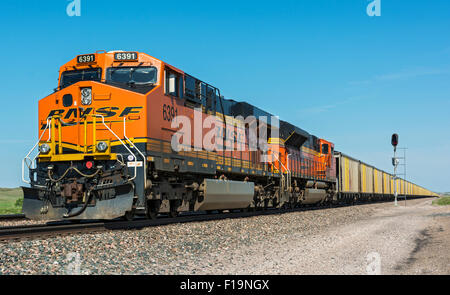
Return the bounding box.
[271,152,289,173]
[23,114,141,184]
[22,118,51,184]
[271,152,291,193]
[92,114,138,181]
[123,117,147,185]
[287,154,292,192]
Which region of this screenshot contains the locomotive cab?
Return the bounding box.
[22,51,163,220]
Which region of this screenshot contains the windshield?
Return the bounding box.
[106,67,157,85]
[60,68,102,89]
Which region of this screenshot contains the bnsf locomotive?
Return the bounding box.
[21,51,438,221]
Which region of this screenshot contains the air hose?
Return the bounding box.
[63,191,92,218]
[46,165,99,219]
[48,166,101,182]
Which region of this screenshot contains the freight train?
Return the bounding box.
[21,50,438,221]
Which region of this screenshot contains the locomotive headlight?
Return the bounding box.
[39,143,51,155]
[81,87,92,105]
[96,141,108,153]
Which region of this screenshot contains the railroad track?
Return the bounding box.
[0,204,339,242]
[0,221,106,242]
[0,198,427,243]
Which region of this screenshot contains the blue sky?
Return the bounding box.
[0,0,449,192]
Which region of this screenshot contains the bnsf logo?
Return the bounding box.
[46,106,142,119]
[41,106,142,129]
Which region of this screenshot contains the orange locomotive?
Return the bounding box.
[22,50,337,220]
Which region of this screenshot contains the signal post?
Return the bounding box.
[391,134,399,206]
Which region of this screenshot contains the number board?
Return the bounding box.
[77,54,96,64]
[114,52,138,61]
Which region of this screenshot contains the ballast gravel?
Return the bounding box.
[0,197,448,275]
[0,219,46,228]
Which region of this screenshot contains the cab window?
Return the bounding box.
[106,66,157,85]
[60,68,102,89]
[165,69,182,97]
[322,144,329,155]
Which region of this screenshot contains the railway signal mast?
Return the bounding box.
[391,134,399,206]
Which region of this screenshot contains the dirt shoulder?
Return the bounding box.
[393,205,450,274]
[187,198,450,275]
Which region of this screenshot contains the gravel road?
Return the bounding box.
[0,197,448,275]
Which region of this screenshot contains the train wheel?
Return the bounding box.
[169,210,179,218]
[169,200,180,218]
[263,199,269,211]
[146,210,158,220]
[288,200,296,210]
[146,200,160,220]
[123,210,134,221]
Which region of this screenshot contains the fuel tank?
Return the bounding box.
[195,179,255,211]
[301,188,327,205]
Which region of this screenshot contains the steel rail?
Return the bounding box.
[0,221,106,242]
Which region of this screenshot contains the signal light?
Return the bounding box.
[391,134,399,148]
[86,161,94,169]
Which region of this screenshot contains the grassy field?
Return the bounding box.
[0,188,24,215]
[433,196,450,206]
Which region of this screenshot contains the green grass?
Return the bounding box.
[433,196,450,206]
[0,188,24,215]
